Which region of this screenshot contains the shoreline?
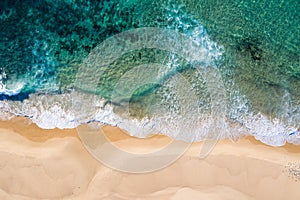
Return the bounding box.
[0,117,299,199]
[1,116,299,150]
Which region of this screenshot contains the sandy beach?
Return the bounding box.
[0,117,299,200]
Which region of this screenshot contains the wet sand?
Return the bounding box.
[0,117,299,200]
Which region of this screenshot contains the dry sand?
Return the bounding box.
[0,117,299,200]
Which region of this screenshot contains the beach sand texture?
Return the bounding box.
[0,117,299,200]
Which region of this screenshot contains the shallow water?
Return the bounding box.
[0,0,299,146]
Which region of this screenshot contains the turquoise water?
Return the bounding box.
[0,0,299,146]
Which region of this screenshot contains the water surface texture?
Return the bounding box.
[0,0,299,146]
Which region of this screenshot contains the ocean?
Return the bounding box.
[0,0,299,146]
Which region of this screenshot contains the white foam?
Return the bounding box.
[0,86,23,96]
[164,3,224,61]
[0,88,299,146]
[0,71,24,96]
[243,113,297,146]
[0,92,79,129]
